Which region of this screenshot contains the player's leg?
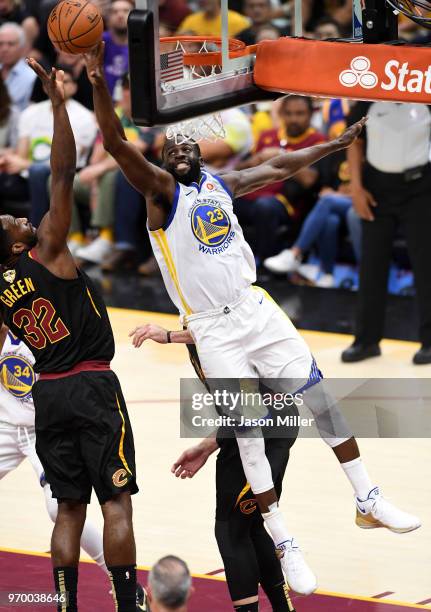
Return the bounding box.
[51,499,87,612]
[254,290,420,533]
[188,309,314,594]
[78,371,139,612]
[215,439,261,611]
[101,491,137,611]
[24,436,108,574]
[0,426,25,481]
[252,438,296,612]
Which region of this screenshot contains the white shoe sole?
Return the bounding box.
[356,512,422,533]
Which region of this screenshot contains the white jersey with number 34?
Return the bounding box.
[148,171,256,316]
[0,333,36,428]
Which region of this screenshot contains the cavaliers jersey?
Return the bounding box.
[148,171,256,315]
[0,332,36,427]
[0,249,114,373]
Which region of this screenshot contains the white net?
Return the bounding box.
[165,113,226,145]
[160,38,228,143]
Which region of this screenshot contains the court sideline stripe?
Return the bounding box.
[0,547,430,609]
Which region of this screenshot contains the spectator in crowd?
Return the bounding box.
[234,95,325,265]
[264,149,359,287]
[147,556,192,612]
[103,0,134,97]
[313,15,343,39]
[236,0,286,45]
[0,71,18,151]
[75,73,158,271]
[159,0,191,34]
[303,0,352,36]
[22,0,57,64]
[0,22,35,110]
[1,0,31,28]
[200,107,253,172]
[0,71,27,210]
[177,0,250,37]
[341,101,431,365]
[1,65,97,227]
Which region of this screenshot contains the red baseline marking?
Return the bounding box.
[206,568,225,576]
[416,598,431,605]
[372,592,396,598]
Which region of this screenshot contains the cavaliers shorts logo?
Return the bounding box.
[3,270,15,284]
[240,499,257,515]
[112,469,129,487]
[0,354,35,399]
[191,203,231,247]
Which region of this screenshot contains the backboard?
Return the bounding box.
[128,0,281,128]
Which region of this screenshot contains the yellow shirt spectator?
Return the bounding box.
[178,9,250,37]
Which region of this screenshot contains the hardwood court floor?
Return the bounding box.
[0,308,430,609]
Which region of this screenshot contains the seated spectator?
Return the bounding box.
[1,0,31,28]
[0,65,97,227]
[103,0,134,97]
[177,0,250,37]
[303,0,352,36]
[236,0,286,45]
[0,22,36,110]
[147,556,192,612]
[0,71,18,151]
[234,95,325,265]
[0,71,27,209]
[313,15,343,39]
[264,150,361,287]
[199,107,253,172]
[75,74,159,271]
[159,0,191,34]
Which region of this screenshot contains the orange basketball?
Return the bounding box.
[47,1,104,55]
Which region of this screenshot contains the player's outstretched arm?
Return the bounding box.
[83,43,175,206]
[171,438,219,479]
[27,60,76,260]
[129,324,193,347]
[223,117,367,198]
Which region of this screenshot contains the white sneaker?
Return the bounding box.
[76,237,113,264]
[67,239,83,257]
[356,486,421,534]
[276,537,317,595]
[263,249,300,274]
[316,273,335,288]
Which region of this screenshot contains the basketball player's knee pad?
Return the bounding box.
[215,519,259,602]
[235,433,274,495]
[302,382,353,441]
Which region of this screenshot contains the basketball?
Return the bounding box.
[47,0,104,55]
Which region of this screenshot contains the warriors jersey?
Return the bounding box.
[0,332,36,428]
[149,171,256,315]
[0,249,114,373]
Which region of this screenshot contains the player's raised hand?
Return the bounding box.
[129,323,169,347]
[336,116,368,148]
[83,41,105,86]
[26,60,65,107]
[171,445,211,479]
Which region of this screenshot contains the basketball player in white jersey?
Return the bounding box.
[0,325,110,574]
[85,43,420,598]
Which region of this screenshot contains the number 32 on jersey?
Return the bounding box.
[12,298,70,350]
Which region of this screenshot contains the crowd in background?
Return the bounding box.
[0,0,428,290]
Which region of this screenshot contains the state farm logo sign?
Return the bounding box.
[339,56,378,89]
[339,56,431,93]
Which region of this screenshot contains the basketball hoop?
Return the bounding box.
[159,36,255,144]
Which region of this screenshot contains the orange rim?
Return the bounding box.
[160,36,256,66]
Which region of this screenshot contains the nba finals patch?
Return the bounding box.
[3,270,16,284]
[0,354,35,399]
[191,202,235,255]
